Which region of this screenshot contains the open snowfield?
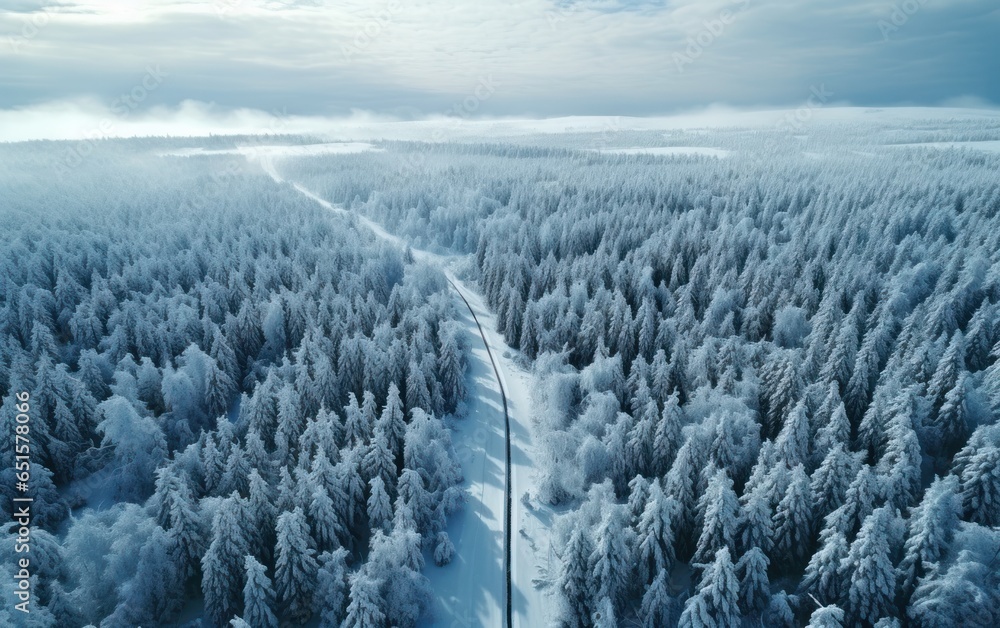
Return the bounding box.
[160,142,382,158]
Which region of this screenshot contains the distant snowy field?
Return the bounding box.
[160,142,382,158]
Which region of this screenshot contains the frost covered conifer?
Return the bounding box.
[202,494,251,626]
[679,547,739,628]
[693,468,740,565]
[242,555,278,628]
[590,505,632,611]
[843,507,897,625]
[558,526,594,628]
[344,571,385,628]
[315,548,350,628]
[636,481,677,585]
[274,507,319,623]
[899,475,960,599]
[736,546,770,614]
[772,464,813,567]
[806,604,845,628]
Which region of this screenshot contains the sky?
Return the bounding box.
[0,0,998,138]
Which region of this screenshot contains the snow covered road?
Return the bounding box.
[244,147,552,627]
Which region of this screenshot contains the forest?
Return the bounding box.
[0,144,467,627]
[1,114,999,627]
[280,118,1000,627]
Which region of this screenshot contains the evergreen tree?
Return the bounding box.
[737,484,774,555]
[652,393,683,476]
[664,438,701,557]
[246,469,277,560]
[935,373,970,457]
[591,596,617,628]
[405,358,433,415]
[899,476,960,600]
[343,571,385,628]
[344,393,370,449]
[810,444,857,522]
[438,323,466,412]
[559,526,594,628]
[106,526,184,627]
[806,604,846,628]
[315,548,351,628]
[309,483,347,552]
[678,547,740,628]
[693,468,740,565]
[242,555,278,628]
[434,531,455,566]
[635,481,677,585]
[814,396,851,463]
[339,449,367,529]
[843,507,897,626]
[825,464,880,540]
[760,351,801,439]
[736,546,770,615]
[590,505,632,611]
[363,428,396,495]
[772,464,813,567]
[367,475,394,535]
[879,401,922,512]
[640,569,674,628]
[764,590,797,628]
[774,401,811,468]
[800,531,849,605]
[202,494,251,627]
[219,444,250,497]
[378,383,406,459]
[274,507,319,623]
[960,444,1000,526]
[627,474,651,528]
[927,332,965,409]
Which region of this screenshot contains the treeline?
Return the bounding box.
[0,147,467,627]
[284,127,1000,627]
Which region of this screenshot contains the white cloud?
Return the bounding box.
[1,0,997,114]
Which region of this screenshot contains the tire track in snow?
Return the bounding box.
[251,152,514,627]
[446,278,513,628]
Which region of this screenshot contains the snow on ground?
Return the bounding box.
[588,146,730,158]
[302,107,1000,142]
[254,155,552,627]
[159,142,381,157]
[449,282,554,628]
[422,291,507,628]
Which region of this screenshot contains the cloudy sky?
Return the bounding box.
[1,0,997,134]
